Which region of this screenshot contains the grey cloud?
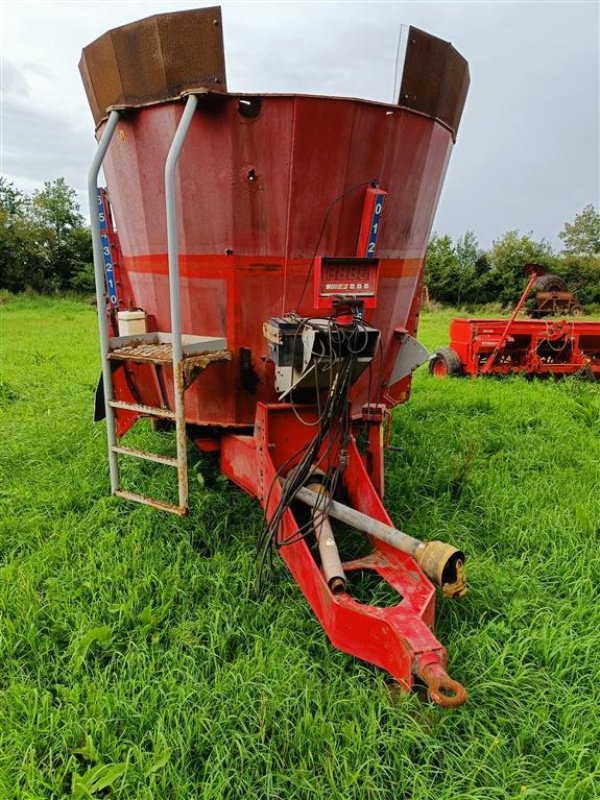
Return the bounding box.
[2,81,94,215]
[1,1,598,247]
[2,61,31,96]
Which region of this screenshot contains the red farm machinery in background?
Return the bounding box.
[82,8,471,705]
[430,264,600,379]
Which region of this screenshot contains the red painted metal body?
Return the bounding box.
[448,317,600,377]
[101,95,454,429]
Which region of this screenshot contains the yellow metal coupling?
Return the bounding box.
[414,541,467,598]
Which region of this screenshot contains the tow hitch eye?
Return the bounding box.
[417,661,468,708]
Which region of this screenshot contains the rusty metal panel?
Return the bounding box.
[156,11,225,95]
[398,26,470,139]
[82,28,123,125]
[110,14,167,105]
[79,7,226,125]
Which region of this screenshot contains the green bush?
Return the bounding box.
[425,206,600,308]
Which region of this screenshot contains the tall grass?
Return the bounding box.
[1,296,599,799]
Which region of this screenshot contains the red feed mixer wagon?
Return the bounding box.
[81,8,471,705]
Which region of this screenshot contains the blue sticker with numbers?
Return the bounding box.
[97,190,118,307]
[366,193,385,258]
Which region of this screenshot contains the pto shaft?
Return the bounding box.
[295,485,466,598]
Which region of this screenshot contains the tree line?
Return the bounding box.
[1,176,599,308]
[425,205,600,307]
[0,177,94,295]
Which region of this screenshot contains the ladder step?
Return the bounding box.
[112,446,178,467]
[108,400,176,419]
[114,490,187,516]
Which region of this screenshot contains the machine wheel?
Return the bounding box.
[571,304,583,317]
[533,274,567,292]
[429,347,463,378]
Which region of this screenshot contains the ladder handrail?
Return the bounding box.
[88,110,121,493]
[165,94,198,363]
[89,98,199,513]
[164,93,199,510]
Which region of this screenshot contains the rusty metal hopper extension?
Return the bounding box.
[79,7,227,126]
[80,12,468,139]
[399,26,469,140]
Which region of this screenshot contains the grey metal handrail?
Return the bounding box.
[88,110,121,492]
[164,94,199,510]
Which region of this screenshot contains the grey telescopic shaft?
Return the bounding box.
[296,485,422,556]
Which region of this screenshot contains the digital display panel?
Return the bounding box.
[318,259,378,297]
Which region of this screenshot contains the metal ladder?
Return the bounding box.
[104,339,228,515]
[89,95,227,515]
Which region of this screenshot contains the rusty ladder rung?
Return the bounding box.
[109,405,185,511]
[112,445,178,467]
[108,400,176,419]
[114,490,186,516]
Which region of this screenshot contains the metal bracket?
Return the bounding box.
[388,332,429,385]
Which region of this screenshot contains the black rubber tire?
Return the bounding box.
[429,346,463,378]
[533,274,567,292]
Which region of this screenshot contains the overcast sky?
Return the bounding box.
[1,0,598,247]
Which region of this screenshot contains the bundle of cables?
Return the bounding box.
[255,313,372,591]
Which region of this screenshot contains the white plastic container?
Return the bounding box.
[117,310,147,337]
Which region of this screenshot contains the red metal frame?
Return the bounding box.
[448,317,600,377]
[93,93,467,700]
[445,270,600,378]
[219,404,462,696]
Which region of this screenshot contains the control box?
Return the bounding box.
[264,316,380,396]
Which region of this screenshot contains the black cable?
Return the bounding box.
[256,318,359,588]
[293,179,377,312]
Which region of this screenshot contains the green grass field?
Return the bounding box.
[1,296,599,799]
